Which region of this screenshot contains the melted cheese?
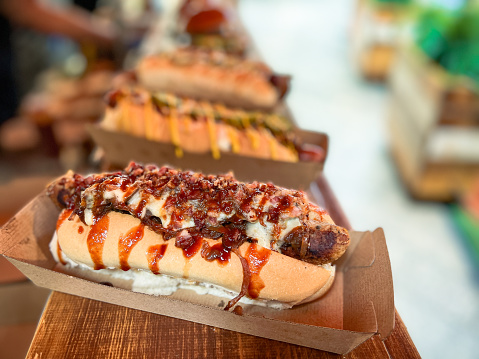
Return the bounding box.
[226,125,240,153]
[120,98,131,133]
[246,217,301,251]
[88,187,302,245]
[168,108,183,158]
[240,115,260,150]
[206,115,220,159]
[144,98,154,140]
[183,115,192,132]
[261,128,277,160]
[84,209,94,226]
[246,127,260,150]
[216,124,230,152]
[99,188,196,230]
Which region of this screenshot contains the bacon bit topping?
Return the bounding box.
[47,162,350,305]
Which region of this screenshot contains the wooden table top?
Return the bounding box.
[26,175,421,358]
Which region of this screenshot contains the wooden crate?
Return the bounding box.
[351,0,408,81]
[388,44,479,201]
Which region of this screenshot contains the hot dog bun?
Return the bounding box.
[101,88,299,162]
[136,48,281,110]
[48,163,349,309]
[54,210,335,307]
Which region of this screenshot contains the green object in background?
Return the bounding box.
[373,0,411,3]
[415,8,454,61]
[414,5,479,86]
[441,9,479,83]
[450,204,479,265]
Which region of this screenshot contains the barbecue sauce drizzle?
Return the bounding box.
[147,244,168,274]
[118,224,145,271]
[55,209,73,265]
[48,162,314,308]
[86,215,110,270]
[245,244,271,299]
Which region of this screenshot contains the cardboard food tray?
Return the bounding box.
[0,192,394,354]
[88,124,328,190]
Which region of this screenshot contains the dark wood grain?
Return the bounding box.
[383,312,421,359]
[27,292,419,359]
[28,292,339,359]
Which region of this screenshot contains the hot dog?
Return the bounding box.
[47,162,349,309]
[101,87,318,162]
[136,47,290,110]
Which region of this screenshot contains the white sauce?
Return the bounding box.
[85,187,303,249]
[246,217,301,250]
[84,209,94,226]
[50,232,290,309]
[217,125,231,151]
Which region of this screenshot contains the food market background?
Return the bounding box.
[238,1,479,358]
[0,0,478,358]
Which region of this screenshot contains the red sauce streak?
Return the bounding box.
[298,144,325,163]
[134,197,148,218]
[170,211,185,230]
[56,241,66,266]
[201,242,231,265]
[182,235,203,259]
[56,209,73,231]
[78,226,84,234]
[224,249,251,311]
[232,305,243,316]
[123,185,138,200]
[267,196,292,224]
[118,224,145,271]
[104,89,123,108]
[245,244,271,299]
[87,215,110,270]
[56,209,73,265]
[146,244,168,274]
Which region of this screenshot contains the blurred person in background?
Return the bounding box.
[0,0,117,126]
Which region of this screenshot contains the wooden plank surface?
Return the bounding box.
[27,292,419,359]
[25,176,421,358]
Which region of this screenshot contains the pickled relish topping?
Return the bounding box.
[104,88,296,144]
[104,88,326,163]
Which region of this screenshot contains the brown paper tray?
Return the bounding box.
[87,124,328,190]
[0,193,394,354]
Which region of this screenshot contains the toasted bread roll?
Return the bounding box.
[101,88,300,162]
[137,48,287,110]
[55,210,335,306]
[48,163,349,309]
